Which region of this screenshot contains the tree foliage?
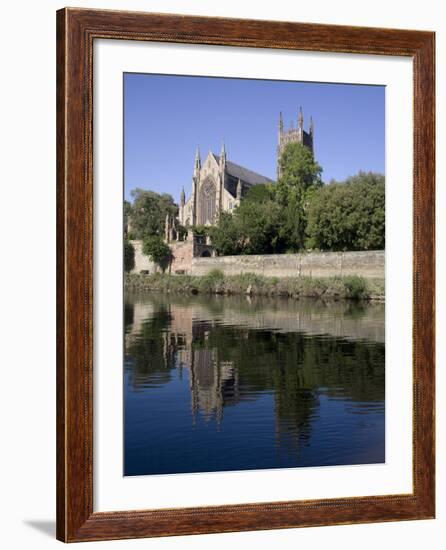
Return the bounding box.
[124,200,132,236]
[275,142,323,251]
[192,224,210,237]
[306,172,385,251]
[208,212,241,256]
[124,238,135,272]
[142,235,172,272]
[244,183,275,203]
[276,142,323,202]
[277,190,307,252]
[236,200,285,254]
[129,188,177,240]
[209,200,286,256]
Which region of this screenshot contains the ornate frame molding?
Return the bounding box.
[57,8,435,542]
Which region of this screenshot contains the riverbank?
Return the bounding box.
[125,271,385,301]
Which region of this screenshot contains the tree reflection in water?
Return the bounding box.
[124,293,385,475]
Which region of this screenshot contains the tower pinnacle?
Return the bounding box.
[298,106,303,130]
[220,140,226,161]
[194,145,201,168]
[236,178,242,200]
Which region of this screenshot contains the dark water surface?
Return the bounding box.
[124,293,385,476]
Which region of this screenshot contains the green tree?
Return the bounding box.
[193,225,210,237]
[306,171,385,251]
[276,142,322,202]
[234,199,284,254]
[129,188,177,240]
[209,200,285,256]
[277,188,307,252]
[244,183,276,203]
[275,142,323,251]
[124,238,135,272]
[124,200,133,237]
[208,212,241,256]
[142,235,172,272]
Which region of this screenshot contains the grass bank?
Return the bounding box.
[125,270,385,301]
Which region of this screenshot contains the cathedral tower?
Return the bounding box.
[277,107,314,179]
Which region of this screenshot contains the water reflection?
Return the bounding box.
[124,294,385,476]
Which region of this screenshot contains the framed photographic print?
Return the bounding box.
[56,8,435,542]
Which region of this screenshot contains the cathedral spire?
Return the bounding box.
[193,146,201,181]
[220,140,226,163]
[194,145,201,169]
[180,186,185,206]
[298,106,303,130]
[309,116,314,137]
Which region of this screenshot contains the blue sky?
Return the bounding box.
[124,73,384,203]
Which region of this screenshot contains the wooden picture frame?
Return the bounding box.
[56,7,435,542]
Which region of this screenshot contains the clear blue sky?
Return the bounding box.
[124,73,384,203]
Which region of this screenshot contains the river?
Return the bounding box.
[124,293,385,476]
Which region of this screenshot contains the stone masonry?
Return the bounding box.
[191,251,384,279]
[131,244,384,280]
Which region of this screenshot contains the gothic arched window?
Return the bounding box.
[199,178,216,225]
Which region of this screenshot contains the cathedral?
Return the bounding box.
[178,108,314,229]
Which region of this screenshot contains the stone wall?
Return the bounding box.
[130,239,384,279]
[169,240,194,274]
[191,250,384,279]
[130,240,158,274]
[131,238,212,274]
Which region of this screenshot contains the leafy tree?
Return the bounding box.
[244,183,276,203]
[124,200,133,237]
[235,199,284,254]
[277,188,307,252]
[306,172,385,251]
[142,235,172,272]
[124,238,135,272]
[209,200,285,256]
[193,225,210,237]
[274,142,323,251]
[129,188,177,240]
[208,212,242,256]
[276,142,323,203]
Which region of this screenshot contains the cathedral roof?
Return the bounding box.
[211,153,273,186]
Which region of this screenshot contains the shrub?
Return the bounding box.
[142,236,171,273]
[343,276,368,299]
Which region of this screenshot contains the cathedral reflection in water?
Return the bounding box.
[124,294,385,475]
